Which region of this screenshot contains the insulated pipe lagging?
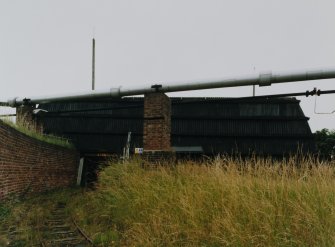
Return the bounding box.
[8,68,335,106]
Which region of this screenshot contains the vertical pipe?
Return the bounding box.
[92,38,95,90]
[77,157,84,186]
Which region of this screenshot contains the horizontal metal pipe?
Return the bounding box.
[40,89,335,115]
[240,89,335,100]
[7,68,335,107]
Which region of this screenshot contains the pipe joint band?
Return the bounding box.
[259,72,272,86]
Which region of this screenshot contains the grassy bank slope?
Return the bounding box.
[72,157,335,246]
[1,157,335,246]
[1,119,74,148]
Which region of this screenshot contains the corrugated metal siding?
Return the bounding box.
[172,136,313,155]
[37,97,315,156]
[172,119,310,137]
[239,104,280,116]
[65,134,143,153]
[43,118,143,134]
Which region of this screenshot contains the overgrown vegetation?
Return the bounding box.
[2,157,335,246]
[0,189,80,245]
[314,128,335,160]
[0,118,74,149]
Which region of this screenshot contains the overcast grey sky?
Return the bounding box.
[0,0,335,131]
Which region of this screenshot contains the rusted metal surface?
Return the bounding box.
[41,202,94,246]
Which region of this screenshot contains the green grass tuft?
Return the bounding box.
[0,204,10,221]
[1,118,74,149]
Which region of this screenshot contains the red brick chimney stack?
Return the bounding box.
[143,92,174,162]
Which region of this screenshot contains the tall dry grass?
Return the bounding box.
[70,156,335,246]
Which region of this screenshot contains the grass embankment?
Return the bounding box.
[1,119,74,149]
[0,189,80,245]
[1,157,335,246]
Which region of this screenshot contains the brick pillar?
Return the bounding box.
[16,105,43,133]
[143,93,174,162]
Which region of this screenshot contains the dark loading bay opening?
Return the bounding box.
[80,155,111,187]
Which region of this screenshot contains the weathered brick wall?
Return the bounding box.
[143,93,176,162]
[143,92,171,151]
[0,120,79,200]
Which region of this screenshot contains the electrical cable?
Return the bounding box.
[314,94,335,115]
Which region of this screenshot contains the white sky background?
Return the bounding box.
[0,0,335,131]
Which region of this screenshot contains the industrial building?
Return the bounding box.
[36,96,315,158]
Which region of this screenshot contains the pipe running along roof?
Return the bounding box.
[7,67,335,107]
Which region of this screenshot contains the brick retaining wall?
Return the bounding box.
[0,120,79,200]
